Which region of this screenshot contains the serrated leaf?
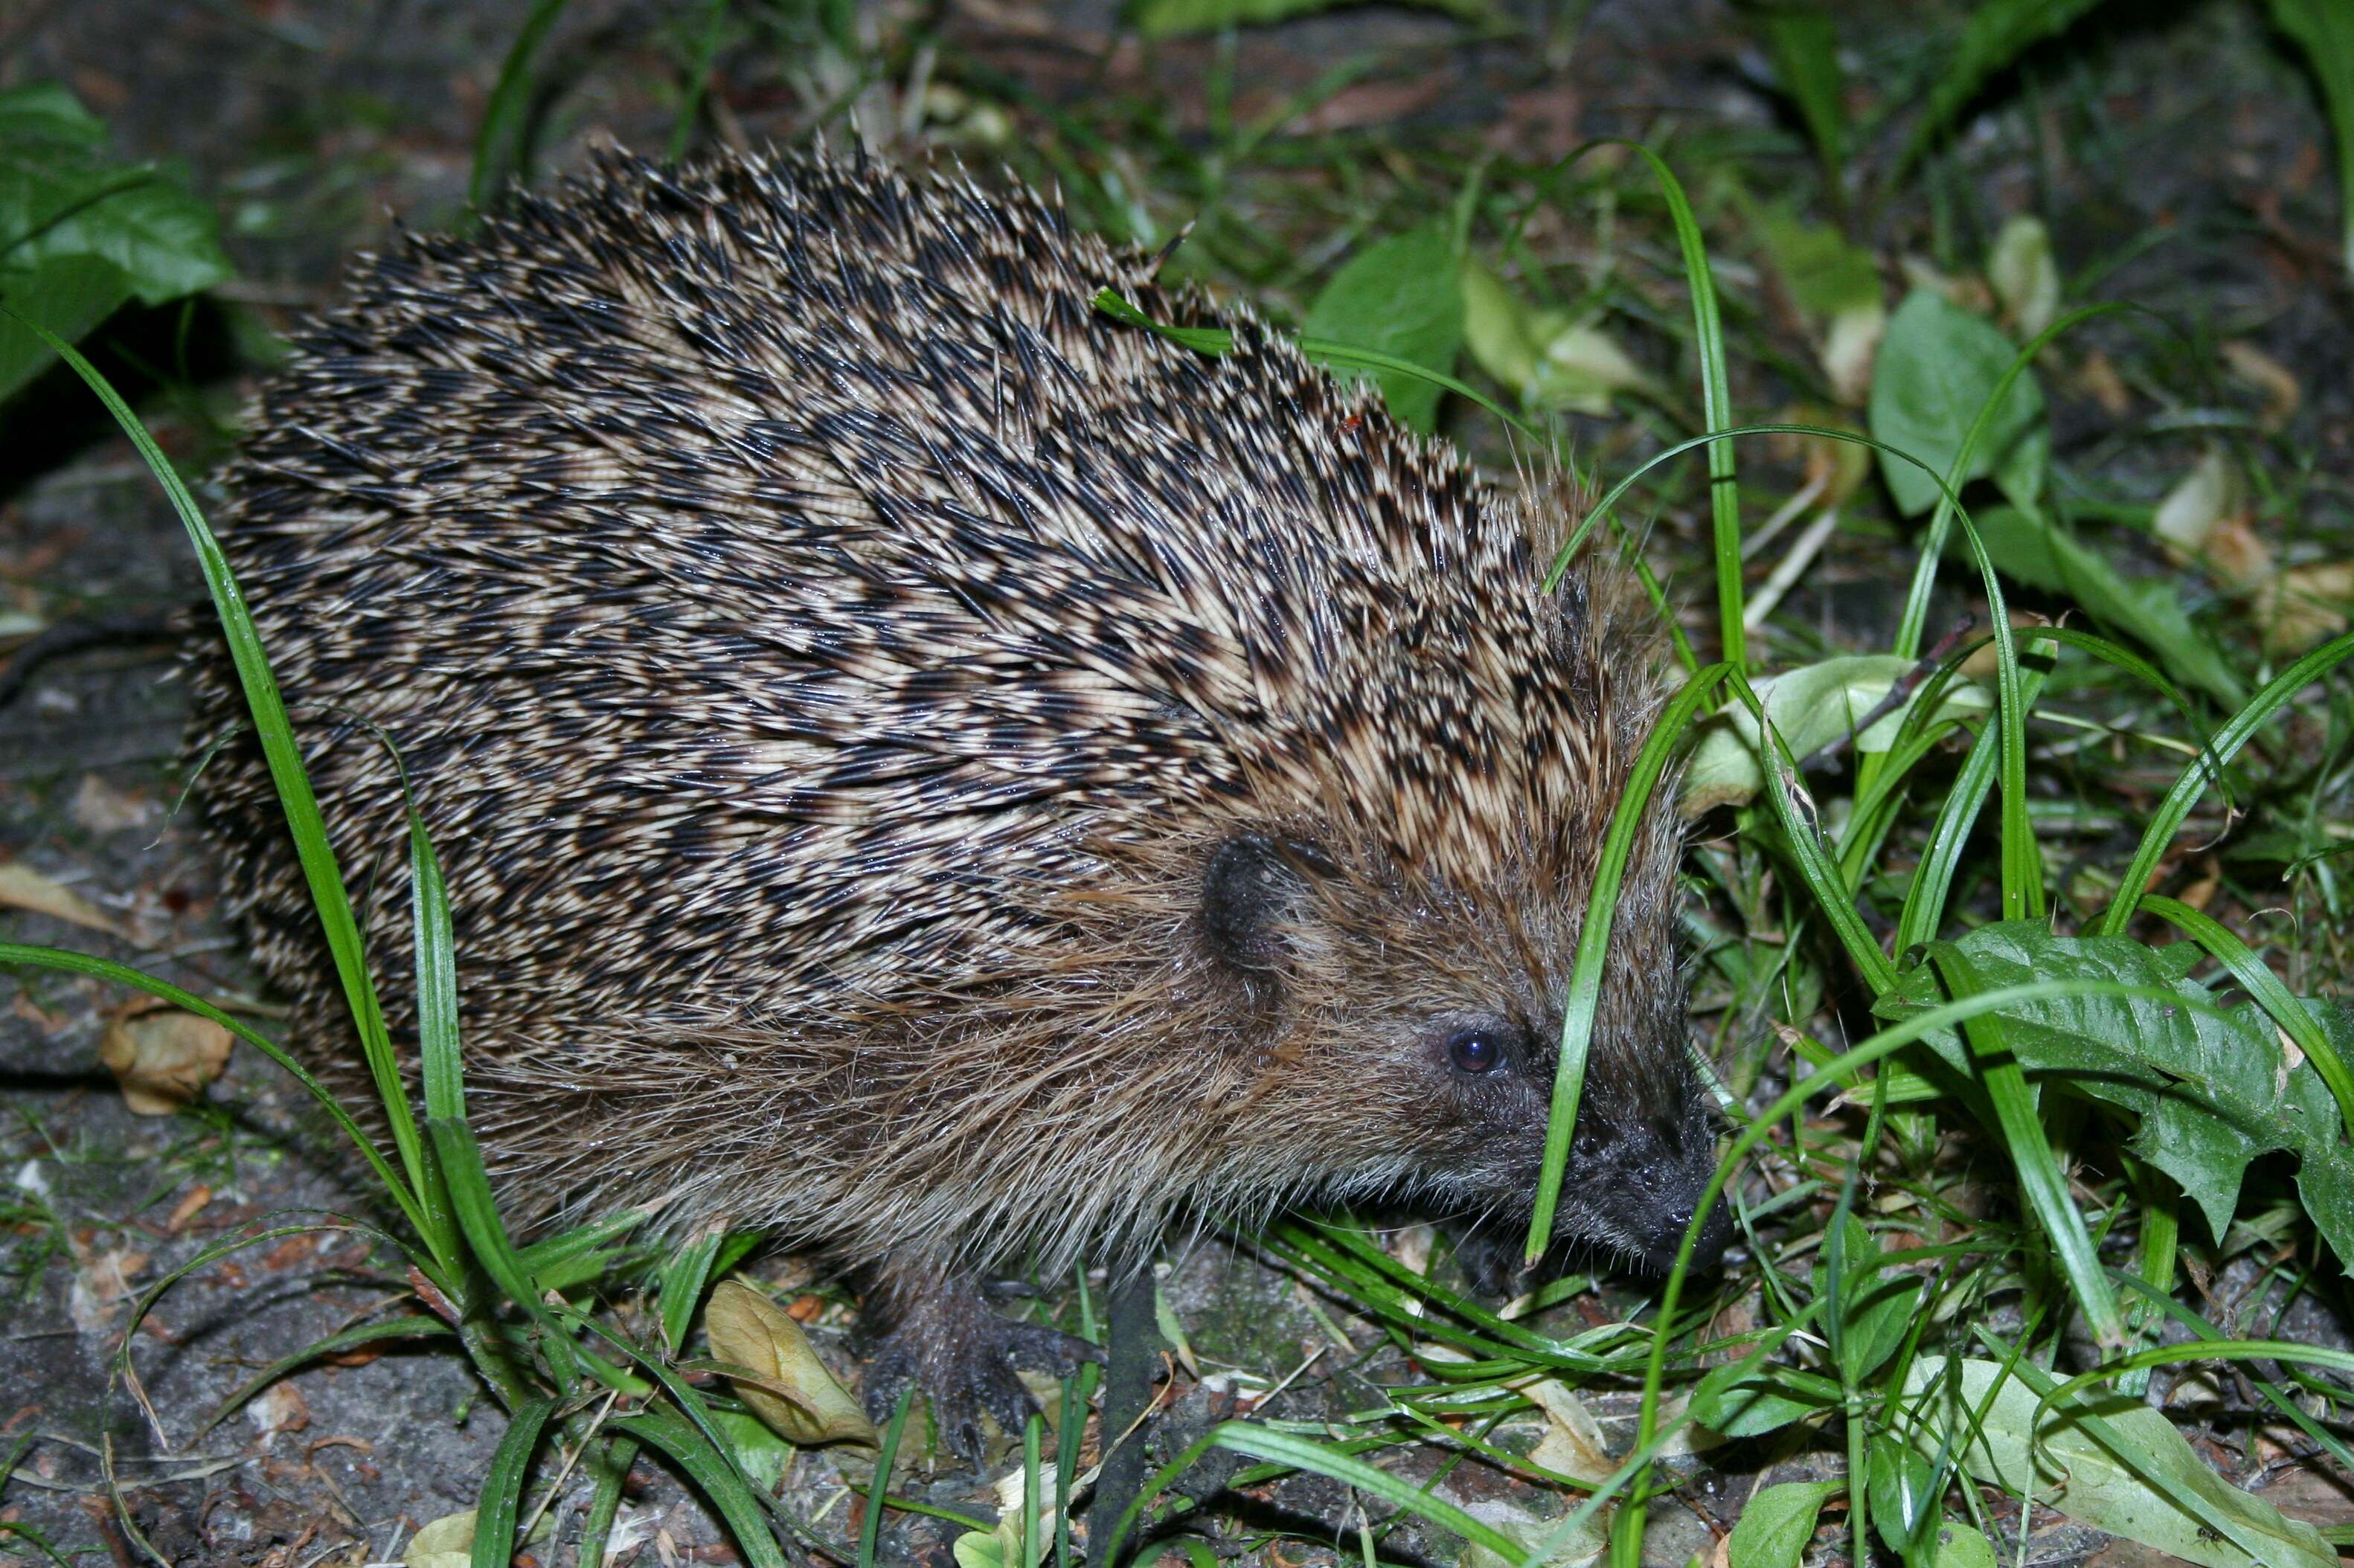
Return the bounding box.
[0,80,229,395]
[1870,289,2047,516]
[1968,505,2246,706]
[1728,1480,1841,1568]
[1902,1357,2336,1568]
[1302,223,1463,434]
[0,253,132,401]
[1876,923,2354,1264]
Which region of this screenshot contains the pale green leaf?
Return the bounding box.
[1682,655,1990,813]
[1902,1357,2336,1568]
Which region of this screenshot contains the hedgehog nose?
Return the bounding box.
[1641,1192,1734,1277]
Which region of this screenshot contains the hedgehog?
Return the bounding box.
[184,144,1731,1458]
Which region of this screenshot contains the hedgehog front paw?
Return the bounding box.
[859,1271,1101,1467]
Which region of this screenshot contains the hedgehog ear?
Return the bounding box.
[1202,832,1331,984]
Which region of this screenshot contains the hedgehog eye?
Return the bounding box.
[1446,1029,1506,1076]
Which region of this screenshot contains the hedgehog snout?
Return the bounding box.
[1591,1116,1734,1276]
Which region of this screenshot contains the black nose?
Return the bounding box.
[1638,1192,1735,1277]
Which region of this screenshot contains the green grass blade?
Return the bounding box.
[1723,668,1900,993]
[658,1231,727,1355]
[1103,1424,1524,1565]
[1054,1364,1096,1568]
[2139,894,2354,1141]
[514,1211,650,1276]
[471,1393,557,1568]
[2110,1270,2354,1474]
[13,314,456,1271]
[2100,630,2354,935]
[1526,662,1736,1261]
[0,944,432,1244]
[1616,143,1745,669]
[471,0,571,210]
[1022,1411,1045,1568]
[861,1385,915,1568]
[615,1404,792,1568]
[200,1317,452,1436]
[1926,942,2125,1347]
[667,0,730,162]
[1612,977,2201,1568]
[577,1434,641,1568]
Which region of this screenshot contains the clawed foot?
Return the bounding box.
[860,1272,1102,1466]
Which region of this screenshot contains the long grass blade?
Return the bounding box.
[13,315,457,1272]
[1525,663,1735,1260]
[1925,942,2124,1347]
[2100,630,2354,935]
[471,1394,557,1568]
[2139,894,2354,1140]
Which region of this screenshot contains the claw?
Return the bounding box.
[859,1268,1103,1468]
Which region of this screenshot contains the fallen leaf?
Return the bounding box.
[2221,341,2300,430]
[2256,560,2353,655]
[1989,214,2060,338]
[705,1279,876,1447]
[2153,447,2248,563]
[165,1184,213,1231]
[99,1000,233,1116]
[2074,348,2132,417]
[70,774,156,833]
[1518,1378,1615,1484]
[0,861,126,938]
[249,1383,310,1436]
[67,1241,146,1334]
[404,1509,475,1568]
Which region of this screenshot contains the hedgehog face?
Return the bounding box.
[1201,826,1730,1279]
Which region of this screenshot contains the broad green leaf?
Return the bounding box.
[0,82,230,303]
[1969,506,2246,706]
[0,81,230,396]
[1902,1357,2336,1568]
[1813,1213,1921,1384]
[1870,289,2047,516]
[1867,1445,1940,1562]
[0,253,131,401]
[1727,1480,1841,1568]
[1681,655,1989,814]
[1689,1355,1841,1439]
[1877,923,2354,1265]
[712,1408,796,1493]
[1755,208,1881,321]
[1129,0,1492,37]
[1899,0,2110,171]
[1303,223,1463,434]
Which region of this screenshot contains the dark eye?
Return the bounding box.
[1447,1029,1505,1076]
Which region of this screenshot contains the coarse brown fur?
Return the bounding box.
[184,144,1723,1451]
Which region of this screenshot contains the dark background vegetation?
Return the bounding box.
[1,0,2350,1565]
